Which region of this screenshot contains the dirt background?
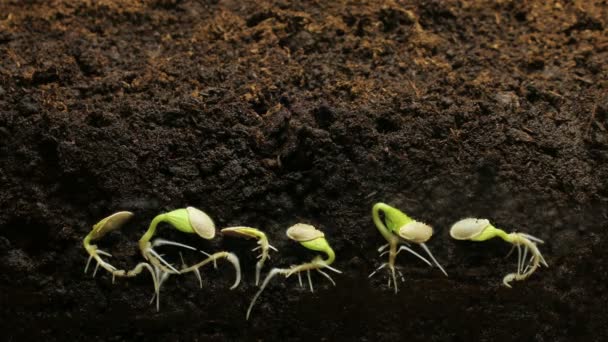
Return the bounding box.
[1,0,607,341]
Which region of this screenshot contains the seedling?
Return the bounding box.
[138,207,241,310]
[450,218,548,287]
[221,227,278,286]
[369,203,447,293]
[246,223,341,320]
[83,211,134,279]
[83,211,160,299]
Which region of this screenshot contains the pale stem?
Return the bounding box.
[502,233,547,287]
[181,251,241,290]
[373,237,399,293]
[84,245,118,276]
[254,238,271,287]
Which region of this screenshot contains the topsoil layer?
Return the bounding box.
[1,0,607,341]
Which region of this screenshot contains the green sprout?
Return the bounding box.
[450,218,548,287]
[137,207,241,310]
[369,203,447,293]
[83,211,159,298]
[246,223,341,320]
[83,211,134,279]
[221,226,278,286]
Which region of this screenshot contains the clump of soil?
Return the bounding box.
[1,0,607,340]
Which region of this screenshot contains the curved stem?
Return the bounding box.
[502,233,546,287]
[255,236,270,286]
[181,251,241,290]
[83,241,119,275]
[493,226,512,242]
[372,203,396,242]
[83,233,92,251]
[139,214,165,257]
[225,229,274,287]
[323,244,336,265]
[84,227,165,311]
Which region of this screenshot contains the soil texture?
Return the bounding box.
[1,0,607,341]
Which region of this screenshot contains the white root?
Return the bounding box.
[317,269,336,286]
[321,264,342,274]
[147,248,180,273]
[255,262,263,287]
[225,253,241,289]
[396,245,432,267]
[180,252,241,290]
[391,265,397,293]
[368,263,388,278]
[516,244,522,274]
[152,238,196,251]
[377,244,389,253]
[420,243,448,277]
[84,248,117,277]
[521,246,528,275]
[503,233,547,288]
[520,233,545,244]
[180,252,203,288]
[93,262,101,277]
[247,260,340,320]
[84,255,93,273]
[97,250,113,257]
[247,268,288,320]
[307,270,314,292]
[370,263,400,292]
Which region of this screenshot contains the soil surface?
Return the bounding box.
[1,0,607,341]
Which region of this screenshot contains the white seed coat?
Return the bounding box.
[450,218,490,240]
[398,221,433,243]
[91,211,134,240]
[187,206,215,239]
[286,223,324,242]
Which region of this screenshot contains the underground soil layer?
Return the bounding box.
[1,0,607,341]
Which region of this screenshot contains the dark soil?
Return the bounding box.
[1,0,607,341]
